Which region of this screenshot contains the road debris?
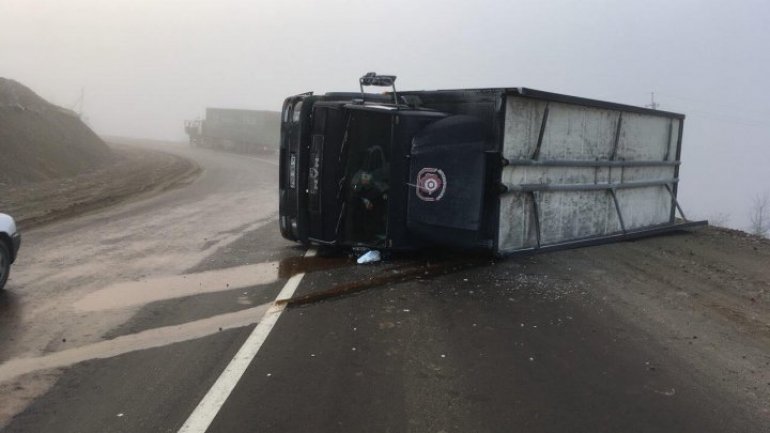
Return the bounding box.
[357,250,381,264]
[653,388,677,396]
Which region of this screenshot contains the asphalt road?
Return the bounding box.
[1,141,768,432]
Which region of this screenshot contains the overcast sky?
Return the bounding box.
[1,0,769,229]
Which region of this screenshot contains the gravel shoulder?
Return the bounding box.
[554,227,770,418]
[0,143,201,229]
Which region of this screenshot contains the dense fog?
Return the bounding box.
[1,0,768,230]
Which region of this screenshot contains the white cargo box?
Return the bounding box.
[497,90,689,254]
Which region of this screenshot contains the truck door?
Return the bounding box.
[406,115,490,247]
[326,108,394,248]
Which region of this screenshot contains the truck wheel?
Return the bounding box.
[0,242,9,290]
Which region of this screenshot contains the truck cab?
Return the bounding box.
[278,75,499,251]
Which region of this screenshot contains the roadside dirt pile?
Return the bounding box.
[0,78,113,186]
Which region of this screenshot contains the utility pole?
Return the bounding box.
[71,87,85,117]
[79,87,84,118]
[646,92,659,110]
[71,87,90,125]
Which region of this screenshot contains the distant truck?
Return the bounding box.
[184,119,203,146]
[279,73,704,255]
[185,108,280,154]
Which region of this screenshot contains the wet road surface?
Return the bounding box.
[0,140,284,426]
[2,141,769,432]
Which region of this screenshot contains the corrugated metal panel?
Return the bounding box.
[498,95,680,254]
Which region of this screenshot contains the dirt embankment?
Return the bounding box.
[0,78,113,186]
[0,78,200,228]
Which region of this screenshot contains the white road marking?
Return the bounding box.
[177,249,316,433]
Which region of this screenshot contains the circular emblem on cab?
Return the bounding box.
[416,167,447,201]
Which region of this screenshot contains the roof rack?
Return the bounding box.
[359,72,398,106]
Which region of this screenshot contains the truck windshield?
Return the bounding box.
[342,110,392,246]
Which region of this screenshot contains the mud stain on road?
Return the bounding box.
[0,303,270,384]
[0,290,20,318]
[73,261,280,311]
[282,255,490,307]
[278,255,351,279]
[0,291,23,362]
[0,370,59,430]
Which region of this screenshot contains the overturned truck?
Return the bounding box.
[279,73,704,255]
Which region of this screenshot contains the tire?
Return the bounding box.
[0,241,9,290]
